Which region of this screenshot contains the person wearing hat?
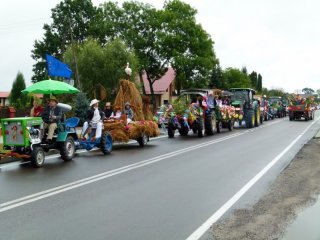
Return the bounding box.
[104,102,113,119]
[81,99,105,141]
[124,102,134,124]
[41,96,62,143]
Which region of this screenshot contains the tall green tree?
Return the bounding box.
[161,0,216,93]
[249,71,258,89]
[9,72,27,108]
[100,0,216,106]
[64,38,138,99]
[241,66,248,75]
[222,67,251,89]
[210,61,224,89]
[31,0,99,83]
[257,73,263,92]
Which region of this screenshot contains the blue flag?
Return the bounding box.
[46,54,72,78]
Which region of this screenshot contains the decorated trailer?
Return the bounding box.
[102,79,160,146]
[288,95,315,121]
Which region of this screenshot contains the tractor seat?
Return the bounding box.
[65,117,80,132]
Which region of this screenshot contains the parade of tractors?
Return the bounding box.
[0,79,317,168]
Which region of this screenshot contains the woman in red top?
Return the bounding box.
[30,99,43,117]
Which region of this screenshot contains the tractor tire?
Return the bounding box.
[30,146,45,168]
[168,122,175,138]
[101,131,113,154]
[60,136,76,161]
[216,121,222,133]
[228,119,234,131]
[178,125,189,136]
[137,133,149,148]
[197,119,203,138]
[205,113,215,136]
[245,110,255,128]
[255,109,260,127]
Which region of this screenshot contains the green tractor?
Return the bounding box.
[229,88,261,128]
[268,96,284,118]
[0,116,78,167]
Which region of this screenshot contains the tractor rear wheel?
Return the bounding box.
[168,122,175,138]
[205,113,215,136]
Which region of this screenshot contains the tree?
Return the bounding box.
[222,68,251,89]
[9,72,27,108]
[210,61,224,89]
[161,0,216,93]
[31,0,99,83]
[100,0,216,107]
[302,87,315,95]
[74,92,89,125]
[241,66,248,75]
[64,38,139,99]
[249,71,258,89]
[257,73,263,92]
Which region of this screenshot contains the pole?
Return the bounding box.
[69,21,81,91]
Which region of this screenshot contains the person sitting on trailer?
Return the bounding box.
[104,102,113,119]
[124,102,134,124]
[81,99,105,141]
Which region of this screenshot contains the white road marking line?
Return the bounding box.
[0,117,293,212]
[185,116,320,240]
[0,131,248,213]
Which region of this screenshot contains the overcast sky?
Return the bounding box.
[0,0,319,93]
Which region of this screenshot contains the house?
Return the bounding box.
[142,68,178,108]
[0,92,43,107]
[0,92,10,107]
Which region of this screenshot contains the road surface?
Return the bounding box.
[0,112,319,240]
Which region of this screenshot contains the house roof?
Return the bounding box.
[0,92,43,98]
[0,92,10,98]
[143,68,175,94]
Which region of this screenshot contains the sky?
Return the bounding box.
[0,0,319,93]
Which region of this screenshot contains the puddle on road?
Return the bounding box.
[282,197,320,240]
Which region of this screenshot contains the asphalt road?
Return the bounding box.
[0,112,319,240]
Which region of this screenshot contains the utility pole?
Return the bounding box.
[69,21,81,91]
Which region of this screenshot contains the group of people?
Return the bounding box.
[80,99,134,141]
[28,96,134,143]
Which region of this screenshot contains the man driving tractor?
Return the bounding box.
[41,96,62,144]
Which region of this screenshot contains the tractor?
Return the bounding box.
[229,88,261,128]
[168,89,216,138]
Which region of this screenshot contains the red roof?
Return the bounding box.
[143,68,175,94]
[0,92,43,98]
[0,92,9,98]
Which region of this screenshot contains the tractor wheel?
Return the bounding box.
[216,121,222,133]
[168,123,175,138]
[137,133,149,148]
[228,119,234,131]
[245,110,255,128]
[197,119,203,137]
[30,146,45,168]
[178,125,189,136]
[60,136,76,161]
[101,131,113,154]
[205,113,215,136]
[255,109,260,127]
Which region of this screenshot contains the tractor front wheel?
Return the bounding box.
[60,136,76,161]
[31,146,45,168]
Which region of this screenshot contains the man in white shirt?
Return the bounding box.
[81,99,105,141]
